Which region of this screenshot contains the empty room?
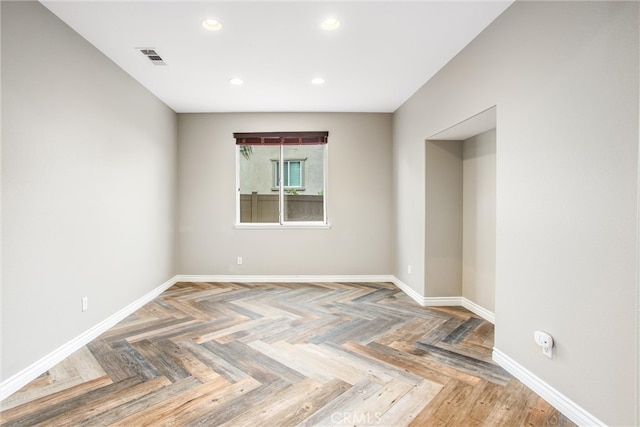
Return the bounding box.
[1,1,639,426]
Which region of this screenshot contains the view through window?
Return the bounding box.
[235,132,327,225]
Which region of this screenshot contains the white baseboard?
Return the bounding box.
[0,275,179,401]
[492,348,604,427]
[423,296,462,306]
[391,278,496,324]
[175,274,396,284]
[390,277,456,306]
[461,297,495,324]
[388,277,424,304]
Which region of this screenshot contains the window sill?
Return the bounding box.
[234,223,331,230]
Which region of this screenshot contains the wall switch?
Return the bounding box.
[237,257,243,265]
[407,265,412,274]
[81,297,88,312]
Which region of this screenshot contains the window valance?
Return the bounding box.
[233,131,328,145]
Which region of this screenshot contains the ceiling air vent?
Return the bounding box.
[138,48,166,66]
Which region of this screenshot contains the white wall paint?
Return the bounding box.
[394,2,639,425]
[1,2,177,380]
[463,129,496,312]
[178,113,393,276]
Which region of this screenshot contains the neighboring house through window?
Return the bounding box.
[235,131,328,226]
[274,160,303,190]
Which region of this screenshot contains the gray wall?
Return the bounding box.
[394,2,639,425]
[178,113,393,276]
[463,130,496,312]
[423,130,496,312]
[425,140,463,297]
[1,2,178,380]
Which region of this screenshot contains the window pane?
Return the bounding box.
[239,145,280,223]
[283,161,290,187]
[274,161,279,187]
[283,145,324,222]
[288,161,301,187]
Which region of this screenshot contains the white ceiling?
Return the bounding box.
[40,1,513,113]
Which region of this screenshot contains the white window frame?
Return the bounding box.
[235,144,329,229]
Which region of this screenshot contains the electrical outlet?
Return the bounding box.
[237,257,243,265]
[81,297,88,312]
[542,346,553,358]
[407,265,412,274]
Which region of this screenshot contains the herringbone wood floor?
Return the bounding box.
[1,281,573,426]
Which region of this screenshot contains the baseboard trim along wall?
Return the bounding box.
[391,277,495,324]
[492,348,604,427]
[0,275,179,401]
[460,298,496,324]
[390,276,457,306]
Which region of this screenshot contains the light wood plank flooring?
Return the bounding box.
[1,281,574,426]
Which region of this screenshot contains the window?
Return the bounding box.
[274,160,303,189]
[235,131,328,226]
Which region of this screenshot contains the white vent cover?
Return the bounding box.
[138,48,166,66]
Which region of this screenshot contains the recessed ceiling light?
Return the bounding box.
[229,78,244,85]
[311,77,325,85]
[202,18,222,31]
[320,18,341,31]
